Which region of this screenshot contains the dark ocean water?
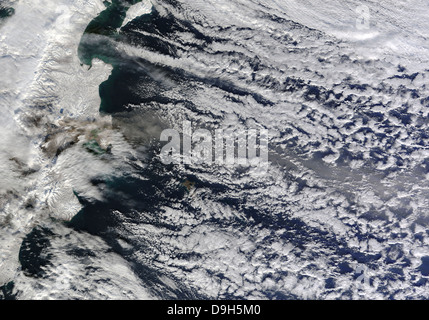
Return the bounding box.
[73,0,206,298]
[0,3,14,21]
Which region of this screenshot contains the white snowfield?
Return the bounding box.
[0,0,151,297]
[0,0,428,299]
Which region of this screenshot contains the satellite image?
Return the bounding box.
[0,0,429,300]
